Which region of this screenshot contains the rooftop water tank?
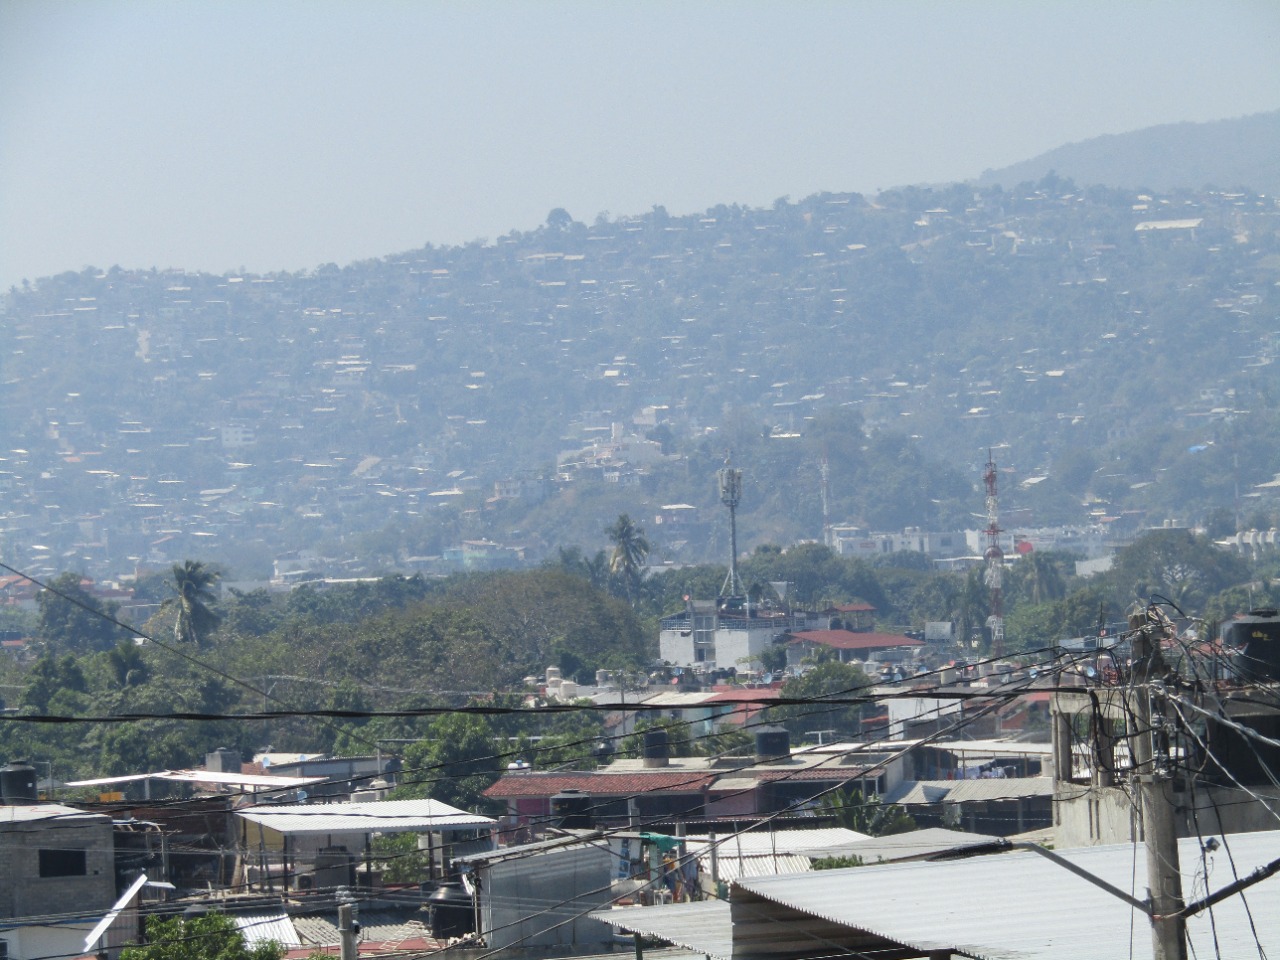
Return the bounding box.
[642,728,670,768]
[754,727,791,762]
[551,789,593,828]
[0,761,38,805]
[1222,609,1280,683]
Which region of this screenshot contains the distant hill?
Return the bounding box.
[976,110,1280,195]
[3,173,1278,580]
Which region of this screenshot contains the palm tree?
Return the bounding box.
[1021,551,1066,605]
[163,560,221,647]
[606,514,650,604]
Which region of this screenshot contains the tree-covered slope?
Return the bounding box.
[1,173,1278,577]
[976,110,1280,196]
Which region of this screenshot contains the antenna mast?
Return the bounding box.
[718,460,745,597]
[983,450,1005,658]
[820,455,832,548]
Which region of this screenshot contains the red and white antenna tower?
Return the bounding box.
[983,450,1005,658]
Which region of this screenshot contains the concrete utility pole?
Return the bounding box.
[1129,609,1187,960]
[338,902,358,960]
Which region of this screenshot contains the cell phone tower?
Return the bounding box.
[718,461,745,597]
[983,450,1005,658]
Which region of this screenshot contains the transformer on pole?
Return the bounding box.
[983,450,1005,658]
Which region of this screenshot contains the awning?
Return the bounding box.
[236,798,494,835]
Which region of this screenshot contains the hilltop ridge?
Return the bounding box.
[975,110,1280,196]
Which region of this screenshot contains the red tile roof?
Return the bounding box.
[788,629,924,651]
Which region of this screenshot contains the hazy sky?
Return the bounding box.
[2,1,1278,288]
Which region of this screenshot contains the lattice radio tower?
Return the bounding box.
[718,461,745,597]
[983,451,1005,658]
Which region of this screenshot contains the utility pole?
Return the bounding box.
[338,902,358,960]
[1129,608,1186,960]
[982,451,1005,658]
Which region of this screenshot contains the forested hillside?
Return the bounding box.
[2,168,1279,579]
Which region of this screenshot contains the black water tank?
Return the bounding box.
[1222,609,1280,683]
[0,762,38,804]
[550,789,593,828]
[428,882,475,939]
[642,728,670,768]
[754,727,791,761]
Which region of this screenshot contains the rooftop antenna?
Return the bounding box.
[718,457,745,597]
[983,450,1005,658]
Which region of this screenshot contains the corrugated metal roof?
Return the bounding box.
[236,798,494,834]
[733,830,1280,960]
[788,629,924,650]
[0,803,110,825]
[165,770,326,789]
[291,911,433,947]
[639,691,721,707]
[687,828,869,855]
[290,914,339,946]
[454,834,608,865]
[882,776,1052,805]
[234,912,302,948]
[592,901,731,960]
[928,739,1053,756]
[883,780,952,804]
[66,769,324,789]
[799,827,1004,865]
[484,770,717,798]
[943,776,1054,802]
[703,852,814,882]
[685,829,868,884]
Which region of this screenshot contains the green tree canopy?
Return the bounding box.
[120,912,282,960]
[1107,529,1249,613]
[36,572,125,652]
[773,661,871,741]
[818,786,916,837]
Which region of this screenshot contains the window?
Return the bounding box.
[39,848,87,877]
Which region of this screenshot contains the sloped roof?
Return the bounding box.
[883,777,1054,806]
[788,629,924,650]
[593,901,731,960]
[800,827,1004,865]
[236,798,494,834]
[942,777,1054,803]
[234,913,303,948]
[686,827,869,855]
[66,769,325,789]
[604,833,1280,960]
[705,687,782,703]
[730,830,1280,960]
[484,770,718,799]
[0,803,110,826]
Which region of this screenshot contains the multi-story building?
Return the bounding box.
[659,597,825,672]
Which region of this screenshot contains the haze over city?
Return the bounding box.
[2,0,1278,290]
